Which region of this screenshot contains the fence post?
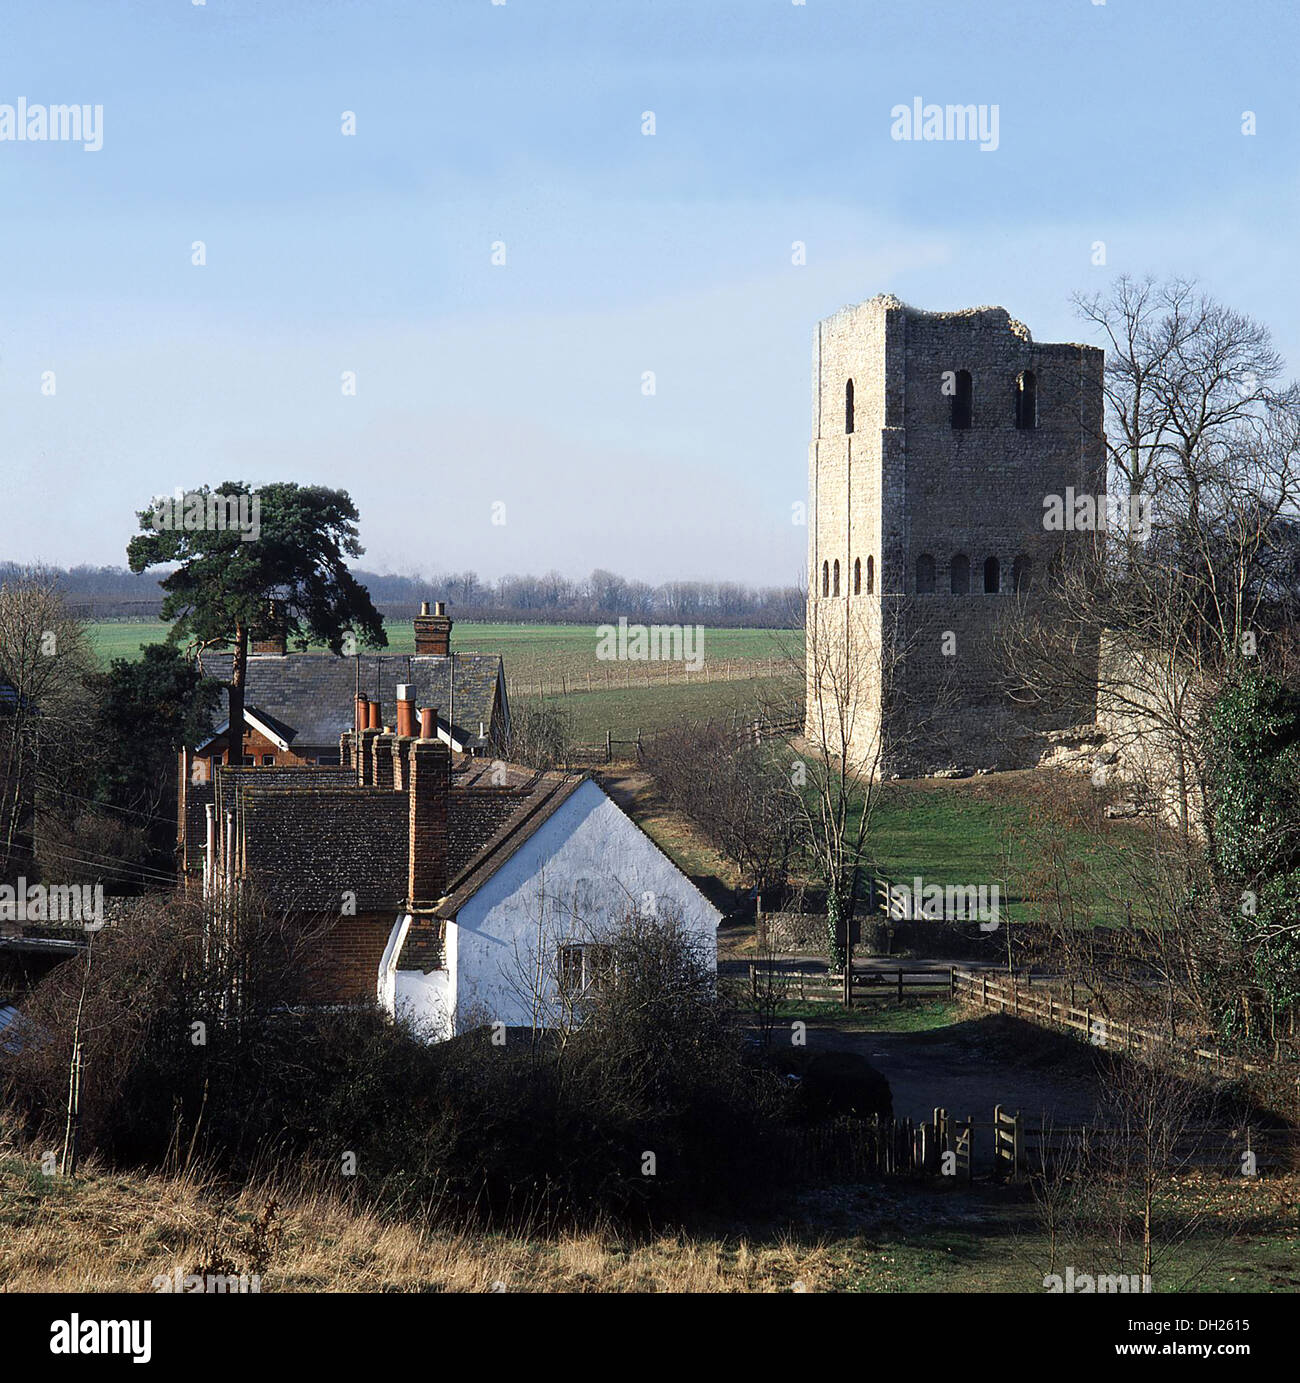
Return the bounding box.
[981,972,988,1008]
[949,966,955,1000]
[897,968,904,1004]
[605,729,611,763]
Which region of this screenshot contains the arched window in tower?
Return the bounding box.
[984,555,1000,593]
[1015,370,1037,430]
[821,561,829,597]
[951,370,973,429]
[1013,554,1032,593]
[916,553,936,594]
[950,552,970,595]
[845,379,855,434]
[832,560,841,596]
[853,557,861,594]
[866,555,875,594]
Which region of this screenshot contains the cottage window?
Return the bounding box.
[558,942,614,998]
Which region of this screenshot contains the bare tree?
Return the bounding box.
[0,569,100,882]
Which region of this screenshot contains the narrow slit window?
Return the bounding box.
[853,557,861,594]
[984,556,1000,594]
[845,379,855,434]
[1015,370,1037,430]
[866,555,875,594]
[832,559,840,596]
[950,553,970,595]
[951,370,973,429]
[822,561,829,597]
[916,554,936,595]
[1013,554,1032,592]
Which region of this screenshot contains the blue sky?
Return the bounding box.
[2,0,1298,586]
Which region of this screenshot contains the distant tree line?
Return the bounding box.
[3,562,804,629]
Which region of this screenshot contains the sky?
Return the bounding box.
[2,0,1299,588]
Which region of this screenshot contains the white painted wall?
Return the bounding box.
[385,780,721,1041]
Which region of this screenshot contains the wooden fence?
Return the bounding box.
[513,656,791,699]
[561,711,802,767]
[951,968,1268,1078]
[786,1104,1300,1183]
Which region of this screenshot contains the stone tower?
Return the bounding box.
[805,295,1105,771]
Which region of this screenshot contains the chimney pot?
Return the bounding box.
[419,706,438,740]
[396,684,417,739]
[420,600,431,616]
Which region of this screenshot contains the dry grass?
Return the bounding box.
[0,1154,827,1293]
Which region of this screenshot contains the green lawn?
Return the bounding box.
[864,775,1155,926]
[85,619,802,684]
[518,675,795,742]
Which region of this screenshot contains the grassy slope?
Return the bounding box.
[3,1153,1294,1293]
[864,773,1155,926]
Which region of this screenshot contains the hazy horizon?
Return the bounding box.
[3,0,1298,586]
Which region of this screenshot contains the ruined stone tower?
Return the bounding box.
[805,295,1106,771]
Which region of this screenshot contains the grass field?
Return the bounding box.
[518,675,793,741]
[863,773,1154,926]
[85,619,802,683]
[4,1120,1295,1293]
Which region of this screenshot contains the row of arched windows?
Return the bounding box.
[819,552,1032,597]
[819,555,875,597]
[841,371,1038,433]
[915,552,1032,595]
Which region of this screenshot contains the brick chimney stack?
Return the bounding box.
[391,683,417,789]
[251,598,288,656]
[408,707,450,903]
[413,600,453,657]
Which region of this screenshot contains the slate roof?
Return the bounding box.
[214,760,586,933]
[198,652,507,751]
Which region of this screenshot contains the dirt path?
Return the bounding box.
[797,1014,1104,1127]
